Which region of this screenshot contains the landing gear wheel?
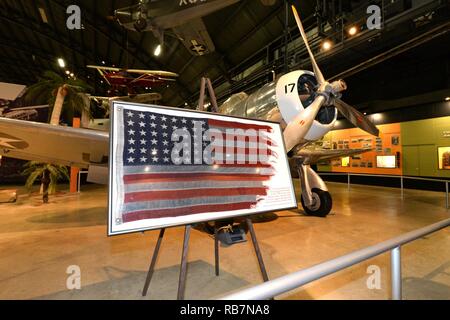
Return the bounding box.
[300,188,332,217]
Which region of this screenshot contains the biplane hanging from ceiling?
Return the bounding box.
[86,65,179,94]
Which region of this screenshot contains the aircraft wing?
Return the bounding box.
[126,69,179,78]
[172,18,215,56]
[293,148,372,164]
[0,117,109,169]
[86,65,122,72]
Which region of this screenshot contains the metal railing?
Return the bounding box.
[77,170,89,193]
[221,218,450,300]
[318,172,449,209]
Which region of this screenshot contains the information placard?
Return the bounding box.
[108,101,297,235]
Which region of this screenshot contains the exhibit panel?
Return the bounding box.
[318,116,450,179]
[108,102,297,235]
[318,123,402,175]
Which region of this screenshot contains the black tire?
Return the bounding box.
[300,188,332,217]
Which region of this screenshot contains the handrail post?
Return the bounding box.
[391,246,402,300]
[77,171,81,193]
[400,176,404,199]
[347,173,350,190]
[446,182,449,209]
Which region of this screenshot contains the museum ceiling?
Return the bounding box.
[0,0,448,109]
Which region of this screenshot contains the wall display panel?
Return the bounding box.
[341,157,350,167]
[108,102,297,236]
[438,147,450,170]
[318,123,402,175]
[376,155,397,168]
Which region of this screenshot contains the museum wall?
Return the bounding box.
[318,123,402,175]
[318,116,450,179]
[401,116,450,178]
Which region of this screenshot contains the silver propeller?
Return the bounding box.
[291,5,325,85]
[291,5,379,137]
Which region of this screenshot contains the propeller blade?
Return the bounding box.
[291,5,326,85]
[334,99,379,136]
[283,95,327,151]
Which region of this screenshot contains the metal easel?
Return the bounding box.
[141,217,270,300]
[142,80,269,299]
[197,77,219,112]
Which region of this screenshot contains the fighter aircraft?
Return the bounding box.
[111,0,241,56]
[0,6,378,217]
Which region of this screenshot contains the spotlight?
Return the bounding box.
[372,113,383,121]
[65,70,70,75]
[70,73,74,77]
[57,58,65,68]
[348,26,358,36]
[154,44,162,57]
[445,97,450,101]
[322,40,332,51]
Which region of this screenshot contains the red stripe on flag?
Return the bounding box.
[209,119,273,131]
[208,134,277,147]
[123,173,273,184]
[125,187,268,203]
[122,202,257,222]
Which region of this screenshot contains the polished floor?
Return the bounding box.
[0,180,449,300]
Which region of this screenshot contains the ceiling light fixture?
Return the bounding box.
[445,97,450,101]
[322,40,332,51]
[372,113,383,121]
[57,58,65,68]
[348,26,358,36]
[154,44,162,57]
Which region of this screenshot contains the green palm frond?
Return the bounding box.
[25,168,45,190]
[23,70,94,124]
[22,161,70,194]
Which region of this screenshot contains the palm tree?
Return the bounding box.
[22,161,70,203]
[23,71,93,125]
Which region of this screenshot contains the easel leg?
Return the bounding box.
[177,225,192,300]
[142,228,165,296]
[246,217,269,282]
[214,222,220,276]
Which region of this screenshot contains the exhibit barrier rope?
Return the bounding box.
[221,218,450,300]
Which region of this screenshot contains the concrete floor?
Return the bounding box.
[0,181,449,300]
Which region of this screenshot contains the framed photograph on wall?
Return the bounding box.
[108,101,297,236]
[341,156,350,167]
[376,155,397,168]
[437,147,450,170]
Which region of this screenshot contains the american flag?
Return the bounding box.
[116,107,277,224]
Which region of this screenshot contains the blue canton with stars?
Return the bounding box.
[122,108,210,166]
